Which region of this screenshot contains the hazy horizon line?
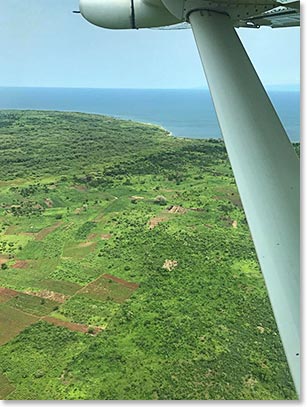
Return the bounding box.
[0,84,300,91]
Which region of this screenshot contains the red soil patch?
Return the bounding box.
[149,215,168,230]
[42,317,101,334]
[0,287,19,304]
[35,222,62,241]
[102,274,139,290]
[101,234,112,240]
[0,256,8,266]
[12,260,28,269]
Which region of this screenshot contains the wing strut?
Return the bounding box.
[188,9,300,396]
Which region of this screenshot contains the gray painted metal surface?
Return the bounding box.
[189,10,300,396]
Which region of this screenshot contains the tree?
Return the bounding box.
[154,195,167,206]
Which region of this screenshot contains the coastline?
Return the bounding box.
[0,87,300,141]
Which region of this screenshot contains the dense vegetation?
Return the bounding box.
[0,110,297,400]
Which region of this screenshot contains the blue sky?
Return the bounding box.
[1,0,300,89]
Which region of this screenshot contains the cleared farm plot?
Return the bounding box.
[42,316,101,334]
[0,305,38,345]
[0,287,18,304]
[0,373,15,399]
[79,274,139,303]
[6,293,59,316]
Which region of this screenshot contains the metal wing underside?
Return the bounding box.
[153,0,300,29]
[240,1,300,28]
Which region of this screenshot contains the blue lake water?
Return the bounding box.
[0,87,300,142]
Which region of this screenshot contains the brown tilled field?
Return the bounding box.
[42,316,101,334]
[0,305,38,345]
[0,287,19,304]
[102,274,139,290]
[11,260,29,269]
[35,222,62,241]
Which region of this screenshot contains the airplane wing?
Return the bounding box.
[237,1,300,28]
[153,0,300,29]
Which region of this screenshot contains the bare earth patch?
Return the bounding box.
[257,325,265,334]
[42,316,101,334]
[12,260,28,269]
[25,289,69,304]
[88,233,98,240]
[0,287,19,304]
[44,198,53,208]
[35,222,62,241]
[162,259,178,271]
[101,233,112,240]
[168,205,186,214]
[0,256,8,265]
[149,215,168,230]
[190,207,204,212]
[130,196,144,200]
